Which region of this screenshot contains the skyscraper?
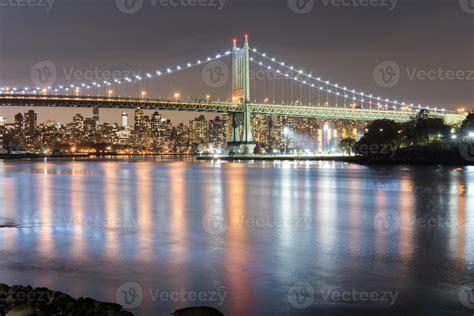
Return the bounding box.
[121,112,128,129]
[134,108,144,133]
[14,113,23,134]
[93,107,100,123]
[208,116,227,147]
[189,115,208,145]
[24,110,37,138]
[72,114,84,131]
[0,116,6,152]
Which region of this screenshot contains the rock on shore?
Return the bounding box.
[0,284,133,316]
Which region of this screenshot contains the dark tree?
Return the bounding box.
[354,120,401,157]
[339,138,355,156]
[403,110,450,145]
[460,113,474,137]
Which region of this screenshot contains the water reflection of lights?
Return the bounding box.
[70,162,86,260]
[38,167,54,258]
[225,164,251,315]
[104,163,120,259]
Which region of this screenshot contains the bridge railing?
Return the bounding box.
[0,94,465,123]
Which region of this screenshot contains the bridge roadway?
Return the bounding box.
[0,94,465,123]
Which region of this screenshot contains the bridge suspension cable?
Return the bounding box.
[249,48,448,114]
[1,49,232,96]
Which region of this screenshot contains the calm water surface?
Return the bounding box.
[0,158,474,315]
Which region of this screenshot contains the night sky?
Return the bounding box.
[0,0,473,124]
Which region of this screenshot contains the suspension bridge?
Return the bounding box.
[0,35,465,153]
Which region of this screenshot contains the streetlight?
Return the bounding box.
[141,91,147,99]
[174,93,181,100]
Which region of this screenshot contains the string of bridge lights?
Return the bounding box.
[0,50,232,95]
[250,48,447,113]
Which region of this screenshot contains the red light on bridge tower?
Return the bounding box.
[244,33,249,42]
[232,38,237,47]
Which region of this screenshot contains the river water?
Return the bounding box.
[0,158,473,315]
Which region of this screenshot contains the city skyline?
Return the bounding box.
[0,106,351,155]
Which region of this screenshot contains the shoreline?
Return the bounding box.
[0,153,195,160]
[0,153,472,166]
[197,155,474,166]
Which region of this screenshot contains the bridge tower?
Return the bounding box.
[229,34,256,154]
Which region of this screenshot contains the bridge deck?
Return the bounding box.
[0,95,464,123]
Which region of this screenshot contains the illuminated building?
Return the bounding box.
[208,116,228,147]
[0,116,6,152]
[189,115,208,145]
[134,108,144,133]
[121,112,128,129]
[24,110,37,139]
[93,107,100,123]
